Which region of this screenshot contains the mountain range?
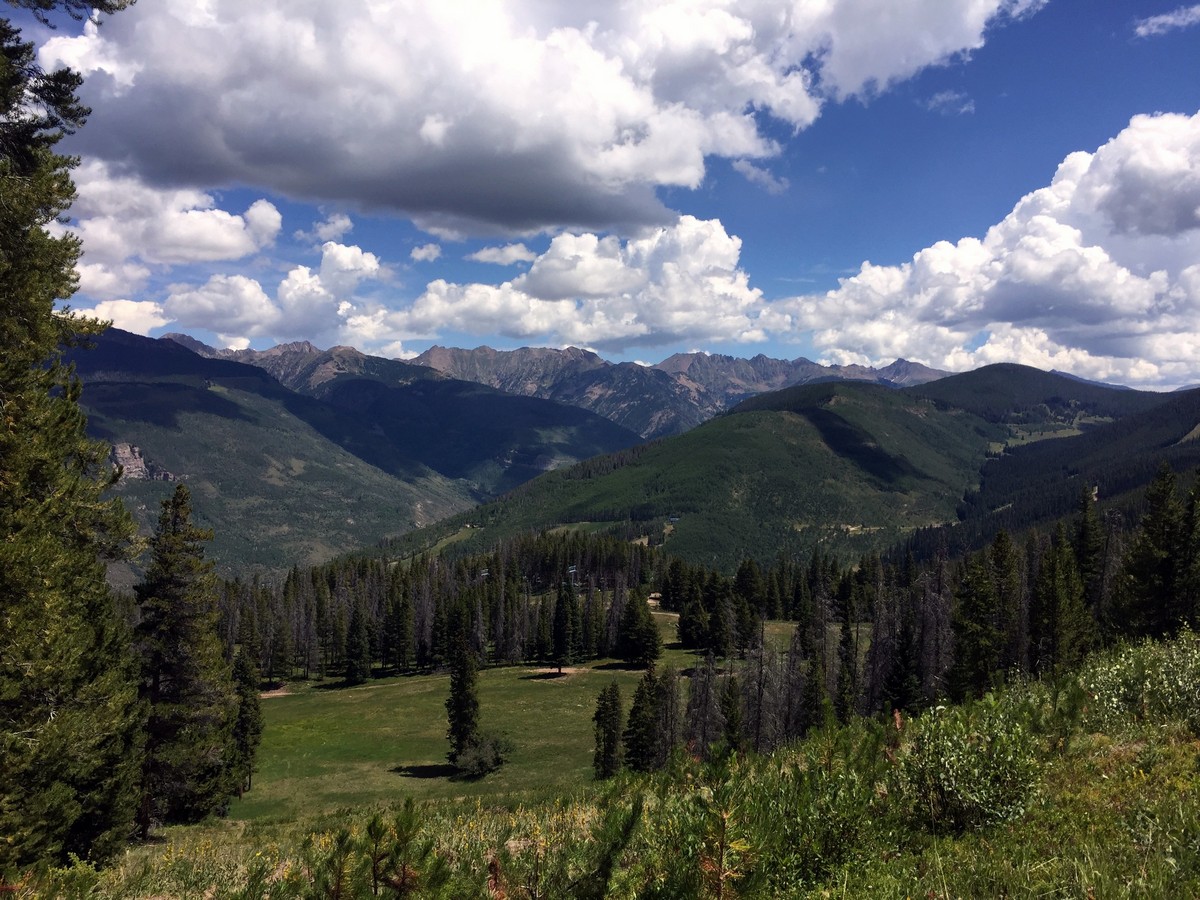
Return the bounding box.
[388,365,1196,571]
[411,344,949,438]
[74,330,1195,578]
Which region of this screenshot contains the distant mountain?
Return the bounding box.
[411,345,706,439]
[72,330,640,576]
[411,344,948,438]
[168,335,641,495]
[391,365,1178,572]
[653,352,948,408]
[909,363,1164,424]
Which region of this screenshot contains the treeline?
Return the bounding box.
[218,530,661,685]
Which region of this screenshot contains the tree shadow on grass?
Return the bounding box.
[519,671,568,681]
[391,763,489,784]
[391,763,458,780]
[592,660,645,672]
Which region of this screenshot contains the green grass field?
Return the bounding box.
[232,612,699,824]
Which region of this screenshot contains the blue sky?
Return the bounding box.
[24,0,1200,386]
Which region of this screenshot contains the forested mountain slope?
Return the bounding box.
[390,381,1004,570]
[392,369,1178,571]
[70,330,640,575]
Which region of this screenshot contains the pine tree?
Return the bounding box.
[0,4,141,870]
[445,634,480,767]
[344,599,372,685]
[616,590,661,668]
[653,665,683,768]
[719,674,744,756]
[230,646,263,797]
[592,682,624,779]
[947,554,1000,702]
[1120,462,1186,637]
[623,668,660,772]
[134,485,237,835]
[552,580,577,674]
[1030,525,1092,676]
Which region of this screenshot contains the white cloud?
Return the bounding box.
[160,241,385,346]
[42,0,1044,235]
[354,216,767,351]
[1134,4,1200,37]
[781,111,1200,388]
[732,160,790,194]
[410,243,442,262]
[295,212,354,243]
[467,243,538,265]
[924,90,975,116]
[65,160,280,299]
[73,298,169,334]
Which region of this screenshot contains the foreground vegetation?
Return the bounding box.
[22,631,1200,898]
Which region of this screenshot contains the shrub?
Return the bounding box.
[1081,629,1200,736]
[897,695,1040,833]
[456,731,513,778]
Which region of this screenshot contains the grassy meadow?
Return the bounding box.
[232,612,694,823]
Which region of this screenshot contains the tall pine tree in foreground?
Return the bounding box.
[0,0,141,872]
[593,682,624,779]
[445,634,480,767]
[134,485,237,836]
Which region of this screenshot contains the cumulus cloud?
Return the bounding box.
[782,111,1200,388]
[73,298,169,334]
[1134,4,1200,37]
[410,243,442,262]
[294,212,354,243]
[467,243,538,265]
[64,160,280,299]
[159,241,384,346]
[340,216,766,352]
[41,0,1043,235]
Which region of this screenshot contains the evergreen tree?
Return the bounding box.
[990,530,1026,673]
[0,2,142,870]
[834,588,859,723]
[653,665,683,768]
[229,646,263,797]
[552,580,577,673]
[623,668,660,772]
[134,485,237,835]
[1074,487,1105,617]
[592,682,624,779]
[344,599,372,685]
[445,635,480,767]
[947,554,1001,702]
[1030,525,1092,676]
[719,674,744,756]
[616,590,661,668]
[1120,462,1186,637]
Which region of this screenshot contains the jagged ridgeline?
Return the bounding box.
[392,366,1182,572]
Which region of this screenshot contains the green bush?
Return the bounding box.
[897,696,1040,833]
[456,731,513,778]
[1081,629,1200,736]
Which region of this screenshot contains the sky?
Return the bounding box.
[21,0,1200,387]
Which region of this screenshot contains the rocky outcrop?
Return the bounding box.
[110,443,177,482]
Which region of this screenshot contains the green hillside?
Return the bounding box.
[71,330,638,577]
[82,375,473,580]
[395,382,1004,570]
